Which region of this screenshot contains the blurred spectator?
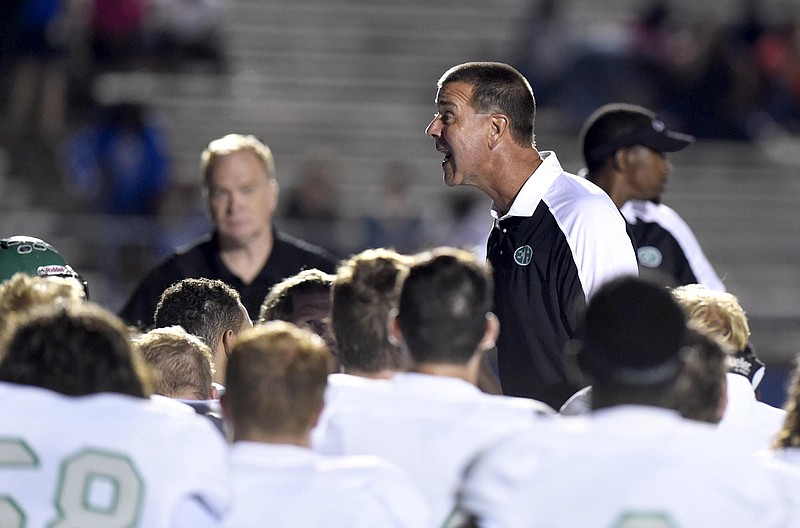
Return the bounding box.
[66,99,169,216]
[361,161,425,254]
[88,0,151,71]
[285,156,340,221]
[514,0,574,102]
[628,1,672,63]
[154,0,227,72]
[658,20,744,138]
[755,18,800,133]
[154,181,210,258]
[432,191,491,262]
[284,155,343,253]
[3,0,69,140]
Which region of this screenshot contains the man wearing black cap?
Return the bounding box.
[580,103,725,290]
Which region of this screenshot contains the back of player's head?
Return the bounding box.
[0,273,85,339]
[580,103,693,174]
[579,276,687,391]
[397,248,493,365]
[0,302,150,397]
[259,268,334,326]
[155,278,247,350]
[674,327,730,424]
[201,133,275,186]
[438,61,536,147]
[671,284,750,353]
[0,236,88,297]
[134,326,215,400]
[224,321,330,439]
[331,248,413,373]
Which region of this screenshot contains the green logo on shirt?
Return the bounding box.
[637,246,663,268]
[514,245,533,266]
[611,512,676,528]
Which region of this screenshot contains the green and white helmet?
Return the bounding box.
[0,236,87,297]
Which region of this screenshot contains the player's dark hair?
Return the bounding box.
[259,268,334,323]
[0,303,148,397]
[155,278,246,349]
[398,248,493,365]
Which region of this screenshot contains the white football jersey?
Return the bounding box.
[223,442,430,527]
[460,405,798,528]
[0,381,229,527]
[312,372,549,527]
[716,373,786,453]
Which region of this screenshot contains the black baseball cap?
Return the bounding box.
[581,103,695,169]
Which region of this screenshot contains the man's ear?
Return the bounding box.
[612,148,628,171]
[267,178,280,215]
[219,393,229,422]
[222,328,237,357]
[488,114,509,149]
[479,313,499,351]
[386,308,403,347]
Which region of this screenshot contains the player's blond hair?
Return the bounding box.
[200,134,275,187]
[0,273,85,346]
[670,284,750,353]
[225,321,331,439]
[134,326,215,400]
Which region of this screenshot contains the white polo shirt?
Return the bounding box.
[313,372,550,527]
[460,405,798,528]
[223,442,429,527]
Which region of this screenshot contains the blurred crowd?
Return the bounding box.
[515,0,800,140]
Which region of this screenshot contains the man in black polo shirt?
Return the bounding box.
[120,134,337,329]
[425,62,638,409]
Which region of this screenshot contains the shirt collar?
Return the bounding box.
[230,442,320,467]
[491,150,563,221]
[391,371,482,398]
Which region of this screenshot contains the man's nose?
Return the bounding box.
[228,193,242,212]
[426,116,441,138]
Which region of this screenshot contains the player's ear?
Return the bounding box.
[386,308,403,347]
[479,312,499,351]
[219,393,229,421]
[222,328,237,357]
